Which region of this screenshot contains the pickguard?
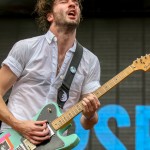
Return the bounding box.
[22,104,65,150]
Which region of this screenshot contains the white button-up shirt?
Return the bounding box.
[1,31,101,131]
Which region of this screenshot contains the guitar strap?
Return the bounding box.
[57,42,83,109]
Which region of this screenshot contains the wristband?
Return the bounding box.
[84,113,95,120]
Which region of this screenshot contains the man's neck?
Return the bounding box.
[49,25,76,53]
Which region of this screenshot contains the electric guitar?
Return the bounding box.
[0,54,150,150]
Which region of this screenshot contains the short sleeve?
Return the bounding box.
[1,40,28,77]
[82,56,101,94]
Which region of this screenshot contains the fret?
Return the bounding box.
[74,107,80,114]
[57,118,63,126]
[111,78,116,85]
[53,121,61,129]
[75,104,82,112]
[74,105,80,112]
[53,119,62,128]
[95,90,103,97]
[122,70,128,76]
[63,113,71,122]
[116,74,121,81]
[117,73,123,80]
[113,77,119,83]
[72,110,77,116]
[67,110,74,118]
[100,86,106,93]
[104,83,111,90]
[129,65,134,71]
[60,118,66,126]
[56,118,63,126]
[122,67,132,77]
[109,80,116,87]
[16,144,26,150]
[108,82,113,88]
[119,73,124,79]
[69,108,75,117]
[61,115,67,122]
[93,90,101,97]
[65,113,71,120]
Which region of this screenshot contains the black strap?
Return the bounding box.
[57,42,83,109]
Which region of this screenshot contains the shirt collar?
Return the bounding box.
[45,30,77,53]
[45,30,55,44]
[70,40,77,53]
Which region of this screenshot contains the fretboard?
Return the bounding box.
[51,65,135,130]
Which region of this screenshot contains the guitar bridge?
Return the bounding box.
[22,139,36,150]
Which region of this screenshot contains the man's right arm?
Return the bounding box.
[0,65,18,127]
[0,65,50,145]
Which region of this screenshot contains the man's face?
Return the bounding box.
[50,0,81,28]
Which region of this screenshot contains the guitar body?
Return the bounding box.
[0,103,80,150]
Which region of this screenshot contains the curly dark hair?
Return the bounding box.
[34,0,83,32]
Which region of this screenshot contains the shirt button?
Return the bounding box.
[60,75,64,79]
[54,37,57,42]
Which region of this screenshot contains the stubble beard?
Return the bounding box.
[54,12,81,31]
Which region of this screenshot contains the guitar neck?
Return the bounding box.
[93,65,134,98]
[52,65,135,130]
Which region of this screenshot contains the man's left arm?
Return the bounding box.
[80,53,101,129]
[80,93,100,129]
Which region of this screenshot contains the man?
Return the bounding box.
[0,0,101,146]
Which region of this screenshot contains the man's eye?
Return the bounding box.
[73,0,79,5]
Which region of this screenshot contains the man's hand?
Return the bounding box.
[14,120,50,145]
[81,93,101,129]
[82,93,100,119]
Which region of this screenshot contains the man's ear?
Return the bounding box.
[47,13,53,22]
